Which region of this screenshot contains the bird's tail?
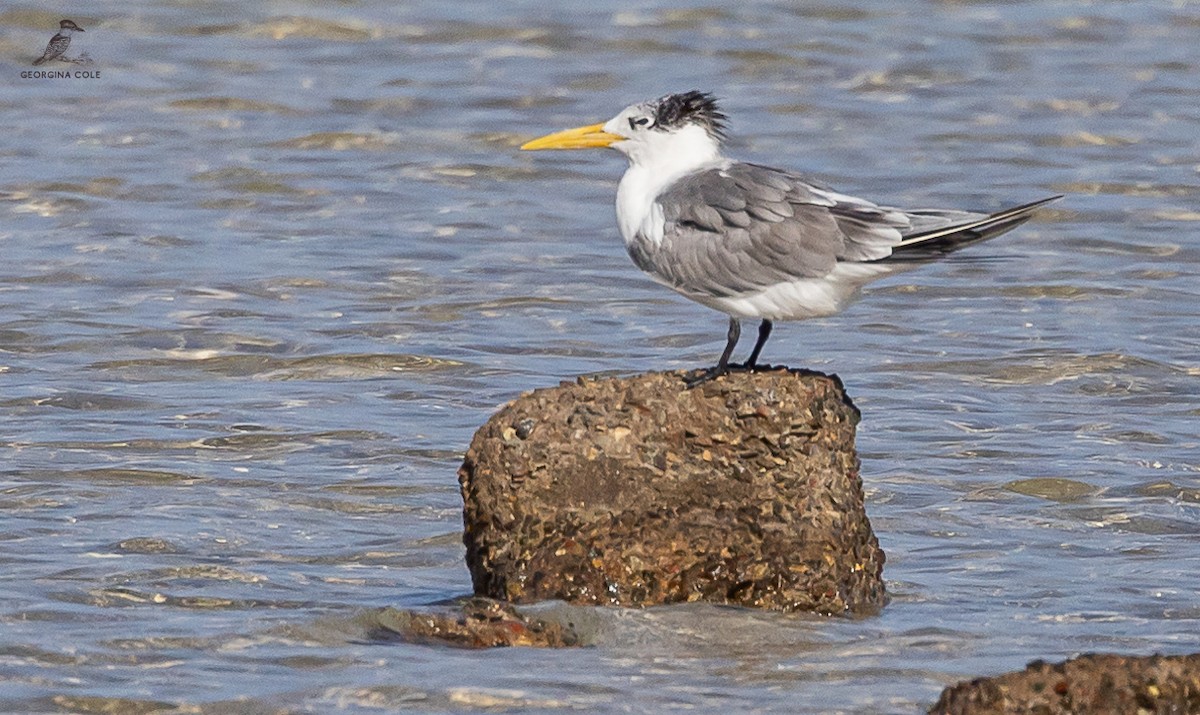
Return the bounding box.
[32,56,47,66]
[886,195,1062,260]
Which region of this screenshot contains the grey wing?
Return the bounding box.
[645,163,912,298]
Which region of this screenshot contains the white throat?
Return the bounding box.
[611,124,726,246]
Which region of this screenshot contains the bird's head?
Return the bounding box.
[59,19,84,32]
[521,91,728,168]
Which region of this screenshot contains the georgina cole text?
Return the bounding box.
[20,70,102,79]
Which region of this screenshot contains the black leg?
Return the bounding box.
[745,319,773,368]
[716,316,741,371]
[685,317,740,388]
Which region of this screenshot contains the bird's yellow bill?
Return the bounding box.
[520,122,622,150]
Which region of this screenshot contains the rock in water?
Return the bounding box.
[930,652,1200,714]
[372,598,580,648]
[458,368,887,615]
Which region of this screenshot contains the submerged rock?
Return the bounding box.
[458,368,886,615]
[373,597,579,648]
[930,652,1200,715]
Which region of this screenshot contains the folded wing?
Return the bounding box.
[632,162,1058,298]
[639,163,909,298]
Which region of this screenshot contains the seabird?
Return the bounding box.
[33,19,84,66]
[521,91,1060,386]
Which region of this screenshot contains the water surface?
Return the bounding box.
[1,1,1198,712]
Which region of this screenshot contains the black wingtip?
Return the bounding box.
[994,194,1064,216]
[889,194,1061,259]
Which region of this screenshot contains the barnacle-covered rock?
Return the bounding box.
[458,368,886,615]
[930,652,1200,715]
[372,597,579,648]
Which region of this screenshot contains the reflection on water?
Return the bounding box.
[2,1,1199,712]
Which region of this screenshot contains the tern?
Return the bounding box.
[33,19,84,66]
[521,91,1059,386]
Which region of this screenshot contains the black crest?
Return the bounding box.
[653,91,728,140]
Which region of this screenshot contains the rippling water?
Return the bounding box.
[2,1,1198,712]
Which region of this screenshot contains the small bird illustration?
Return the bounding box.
[521,91,1060,386]
[33,19,85,66]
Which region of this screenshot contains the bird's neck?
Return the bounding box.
[615,128,725,245]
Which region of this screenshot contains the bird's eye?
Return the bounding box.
[628,117,651,130]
